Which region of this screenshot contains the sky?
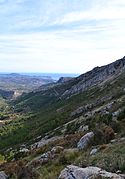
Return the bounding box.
[0,0,125,74]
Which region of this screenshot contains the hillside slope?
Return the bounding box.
[0,56,124,148]
[0,57,125,178]
[14,56,125,111]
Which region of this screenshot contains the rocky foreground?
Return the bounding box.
[59,165,124,179]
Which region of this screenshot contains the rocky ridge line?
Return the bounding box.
[62,56,125,98]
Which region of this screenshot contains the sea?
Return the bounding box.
[0,72,79,81]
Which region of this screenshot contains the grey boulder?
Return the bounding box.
[58,165,123,179]
[0,171,8,179]
[77,132,94,150]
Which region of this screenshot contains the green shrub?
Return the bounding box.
[117,109,125,121]
[94,124,115,145]
[65,122,80,134]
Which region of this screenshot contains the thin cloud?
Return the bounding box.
[0,0,125,73]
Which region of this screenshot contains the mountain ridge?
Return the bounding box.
[61,56,125,98]
[13,56,125,112]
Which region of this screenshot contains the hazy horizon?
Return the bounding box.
[0,72,79,75]
[0,0,125,73]
[0,72,79,81]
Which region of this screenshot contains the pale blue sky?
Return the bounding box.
[0,0,125,73]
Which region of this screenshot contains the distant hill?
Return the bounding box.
[0,73,54,98]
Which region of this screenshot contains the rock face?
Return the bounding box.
[90,148,98,155]
[78,125,89,132]
[57,77,73,83]
[70,96,112,118]
[31,136,63,149]
[62,57,125,98]
[51,146,64,154]
[0,171,8,179]
[30,146,64,166]
[19,148,29,153]
[77,132,94,150]
[58,165,123,179]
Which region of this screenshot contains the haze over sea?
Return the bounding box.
[0,72,79,81]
